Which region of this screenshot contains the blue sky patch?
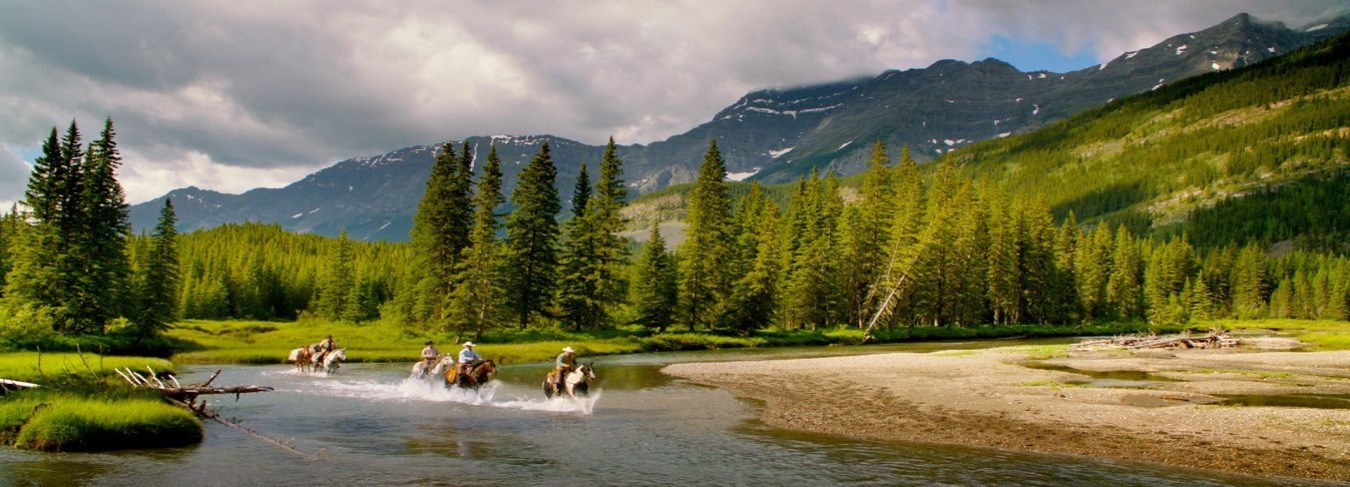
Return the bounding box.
[979,35,1101,73]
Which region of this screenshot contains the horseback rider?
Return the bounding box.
[421,340,440,365]
[552,346,576,389]
[457,342,482,379]
[313,334,336,363]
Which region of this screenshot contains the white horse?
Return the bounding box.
[319,349,346,376]
[411,356,455,381]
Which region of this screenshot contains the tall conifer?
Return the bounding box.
[505,142,561,329]
[678,140,733,330]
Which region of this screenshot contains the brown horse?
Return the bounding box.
[448,359,497,389]
[287,347,313,372]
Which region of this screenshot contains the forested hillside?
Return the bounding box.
[953,32,1349,249]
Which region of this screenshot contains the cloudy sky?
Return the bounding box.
[1,1,1344,207]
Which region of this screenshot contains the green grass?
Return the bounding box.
[162,318,1350,365]
[0,353,175,384]
[1199,319,1350,350]
[167,319,655,365]
[1020,379,1085,390]
[2,392,201,451]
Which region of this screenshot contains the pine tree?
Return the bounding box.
[632,222,677,333]
[591,137,630,316]
[448,145,507,340]
[406,142,460,326]
[556,163,600,330]
[136,198,179,337]
[314,230,355,321]
[1230,243,1267,318]
[840,141,894,326]
[505,142,561,329]
[1074,223,1113,322]
[678,140,733,330]
[80,118,132,332]
[1106,225,1145,320]
[725,205,782,334]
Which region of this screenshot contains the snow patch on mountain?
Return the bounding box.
[769,147,794,158]
[725,168,760,182]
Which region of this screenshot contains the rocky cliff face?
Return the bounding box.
[131,13,1350,241]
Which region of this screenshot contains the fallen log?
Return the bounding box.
[1071,331,1237,351]
[1,378,40,393]
[117,367,314,459]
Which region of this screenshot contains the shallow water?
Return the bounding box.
[0,343,1330,486]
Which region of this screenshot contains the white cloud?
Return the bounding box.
[0,0,1343,205]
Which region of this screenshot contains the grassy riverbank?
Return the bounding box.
[158,318,1321,365]
[0,353,200,451]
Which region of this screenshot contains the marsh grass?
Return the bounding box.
[0,352,175,384]
[6,393,201,451]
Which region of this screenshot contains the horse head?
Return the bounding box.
[475,359,498,381]
[329,349,347,364]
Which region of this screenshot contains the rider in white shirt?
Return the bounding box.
[457,342,482,377]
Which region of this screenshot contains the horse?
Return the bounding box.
[543,362,596,399]
[287,347,313,372]
[319,349,346,376]
[449,359,497,389]
[411,356,455,381]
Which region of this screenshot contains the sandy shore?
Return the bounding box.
[663,342,1350,482]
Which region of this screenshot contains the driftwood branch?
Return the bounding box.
[1072,331,1238,351]
[119,367,311,458]
[1,378,40,393]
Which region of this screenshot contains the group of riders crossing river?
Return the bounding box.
[292,335,595,398]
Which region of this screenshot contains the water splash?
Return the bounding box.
[284,374,597,414]
[496,390,601,415]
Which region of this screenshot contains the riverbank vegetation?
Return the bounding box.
[0,352,198,451]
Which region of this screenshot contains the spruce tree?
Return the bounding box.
[315,230,355,321]
[1230,243,1267,318]
[678,140,733,330]
[725,203,781,334]
[556,163,600,330]
[80,118,132,332]
[448,145,507,340]
[406,142,460,326]
[632,222,677,333]
[505,142,561,329]
[136,198,180,337]
[591,138,630,318]
[1105,225,1145,320]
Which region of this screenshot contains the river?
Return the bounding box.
[0,342,1325,486]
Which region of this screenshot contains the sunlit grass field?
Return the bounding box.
[165,319,650,365]
[0,353,175,383]
[1201,319,1350,350]
[161,317,1350,365]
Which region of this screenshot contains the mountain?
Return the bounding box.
[948,29,1350,249]
[130,12,1350,241]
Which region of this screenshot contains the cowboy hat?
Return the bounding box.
[463,342,475,347]
[562,346,575,353]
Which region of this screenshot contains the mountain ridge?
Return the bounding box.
[130,12,1350,241]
